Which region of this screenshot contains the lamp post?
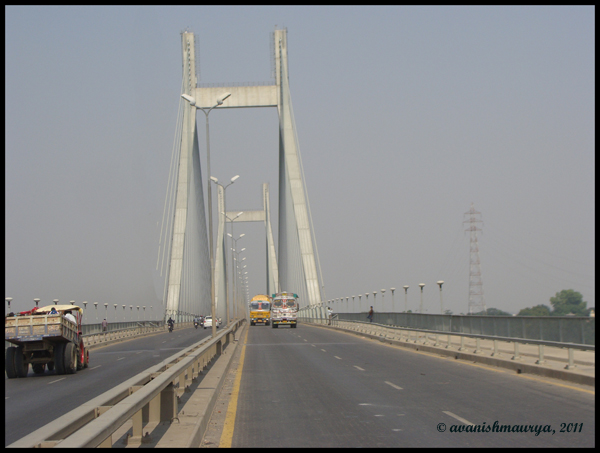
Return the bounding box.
[6,297,13,316]
[114,304,118,323]
[358,294,362,312]
[380,289,386,312]
[390,288,395,313]
[418,283,425,313]
[104,303,108,323]
[181,92,232,341]
[83,301,88,323]
[122,305,126,322]
[34,298,41,309]
[437,281,444,314]
[93,302,98,322]
[211,175,240,327]
[403,286,409,312]
[225,211,244,318]
[352,296,355,313]
[53,299,59,306]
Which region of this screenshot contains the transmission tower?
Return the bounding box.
[463,203,486,314]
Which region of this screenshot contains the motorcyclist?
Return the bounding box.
[194,316,199,329]
[167,316,174,332]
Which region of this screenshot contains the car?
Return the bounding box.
[203,316,219,329]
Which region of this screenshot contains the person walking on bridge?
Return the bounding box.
[367,306,374,322]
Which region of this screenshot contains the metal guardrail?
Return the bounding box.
[8,320,243,448]
[300,312,595,346]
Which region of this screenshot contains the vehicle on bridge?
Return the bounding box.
[249,294,272,326]
[271,292,299,328]
[204,316,219,329]
[5,304,89,378]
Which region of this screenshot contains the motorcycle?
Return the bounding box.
[168,323,174,333]
[194,321,198,329]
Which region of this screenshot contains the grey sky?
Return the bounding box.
[5,6,594,319]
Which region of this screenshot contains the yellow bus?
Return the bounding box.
[249,294,272,326]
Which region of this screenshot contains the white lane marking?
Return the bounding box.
[117,357,125,361]
[136,351,143,354]
[162,341,166,343]
[354,366,365,371]
[321,349,327,352]
[385,381,403,390]
[334,356,342,360]
[303,339,307,342]
[311,344,316,347]
[392,429,402,431]
[89,365,102,370]
[5,397,9,399]
[443,411,474,426]
[48,378,66,384]
[359,403,372,406]
[375,414,384,417]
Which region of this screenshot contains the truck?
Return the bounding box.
[5,304,89,378]
[249,294,271,326]
[271,292,299,328]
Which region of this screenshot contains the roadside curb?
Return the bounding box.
[307,323,595,387]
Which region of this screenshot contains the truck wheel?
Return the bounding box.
[84,349,89,368]
[14,346,29,378]
[5,346,18,379]
[47,362,55,371]
[32,363,46,375]
[64,343,77,374]
[272,323,278,328]
[54,343,66,375]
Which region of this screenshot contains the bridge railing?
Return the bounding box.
[9,319,244,448]
[300,312,595,346]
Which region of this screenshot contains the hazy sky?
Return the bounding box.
[5,6,594,320]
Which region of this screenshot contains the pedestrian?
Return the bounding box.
[327,307,333,325]
[102,318,108,332]
[367,306,374,322]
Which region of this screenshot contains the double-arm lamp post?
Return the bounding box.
[181,92,231,338]
[210,174,240,327]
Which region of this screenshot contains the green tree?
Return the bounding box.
[549,289,588,316]
[518,304,551,316]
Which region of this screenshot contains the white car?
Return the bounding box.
[203,316,219,329]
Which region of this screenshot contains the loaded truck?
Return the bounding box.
[271,292,299,328]
[5,304,89,378]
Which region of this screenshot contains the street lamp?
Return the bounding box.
[211,175,240,327]
[34,298,41,309]
[104,303,108,323]
[6,297,13,315]
[418,283,425,313]
[114,304,118,322]
[380,289,385,312]
[226,211,244,319]
[403,286,409,312]
[358,294,362,312]
[437,280,444,314]
[53,299,59,306]
[352,296,355,313]
[82,301,88,323]
[181,92,232,341]
[93,302,98,322]
[390,288,395,313]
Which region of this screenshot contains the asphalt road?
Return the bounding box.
[4,324,213,446]
[230,323,595,447]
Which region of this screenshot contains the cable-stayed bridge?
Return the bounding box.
[157,28,325,326]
